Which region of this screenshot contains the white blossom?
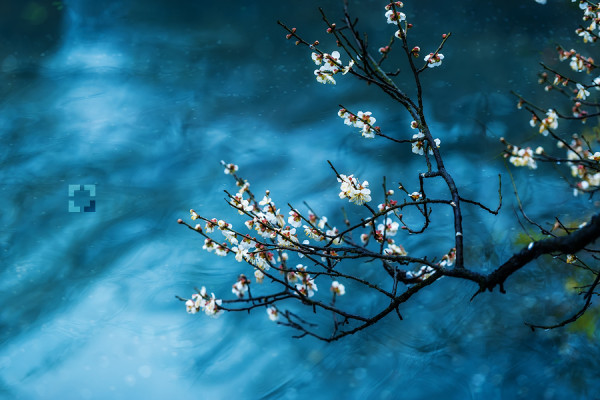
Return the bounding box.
[385,9,406,25]
[412,132,440,155]
[331,281,346,296]
[338,174,372,205]
[509,146,537,169]
[266,306,279,321]
[424,53,444,68]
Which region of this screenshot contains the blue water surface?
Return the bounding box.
[1,0,599,399]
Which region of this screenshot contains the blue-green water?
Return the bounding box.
[1,0,598,399]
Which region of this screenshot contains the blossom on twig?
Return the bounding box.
[337,174,372,205]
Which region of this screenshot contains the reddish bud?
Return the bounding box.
[313,40,319,46]
[291,28,297,33]
[442,33,447,39]
[177,218,183,224]
[407,23,413,29]
[286,34,292,39]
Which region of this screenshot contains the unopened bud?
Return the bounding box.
[313,40,319,46]
[177,218,184,224]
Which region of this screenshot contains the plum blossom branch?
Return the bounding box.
[177,0,600,340]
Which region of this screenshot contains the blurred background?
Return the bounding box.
[1,0,598,398]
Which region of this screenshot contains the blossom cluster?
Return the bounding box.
[312,50,354,85]
[359,201,410,259]
[508,146,542,170]
[232,274,250,298]
[530,109,558,136]
[289,264,318,297]
[185,287,223,317]
[424,52,444,68]
[383,3,445,68]
[548,71,600,113]
[184,163,360,319]
[405,248,455,281]
[516,1,600,198]
[379,216,406,255]
[338,108,378,138]
[411,129,441,155]
[573,0,600,43]
[384,2,405,25]
[405,265,435,280]
[558,135,600,196]
[338,174,372,205]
